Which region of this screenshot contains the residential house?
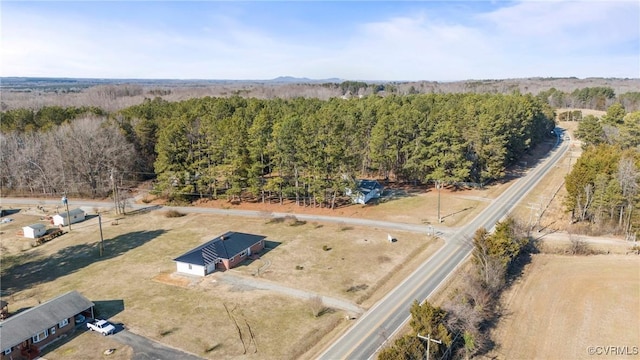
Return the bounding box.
[174,232,266,276]
[345,180,384,204]
[0,290,94,360]
[22,224,46,239]
[52,209,85,227]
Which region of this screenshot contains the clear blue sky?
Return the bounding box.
[2,1,638,81]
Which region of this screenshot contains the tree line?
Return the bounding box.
[0,93,555,205]
[566,105,640,240]
[118,93,554,206]
[537,86,640,111]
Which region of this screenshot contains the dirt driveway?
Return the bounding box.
[215,272,365,315]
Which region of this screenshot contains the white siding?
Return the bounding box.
[52,211,85,226]
[52,215,66,226]
[23,225,46,239]
[176,262,205,276]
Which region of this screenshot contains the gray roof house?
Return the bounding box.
[345,180,384,204]
[174,232,266,276]
[0,290,94,359]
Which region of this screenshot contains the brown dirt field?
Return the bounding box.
[491,254,640,360]
[187,185,499,227]
[152,272,193,288]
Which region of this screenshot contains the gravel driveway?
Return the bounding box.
[219,273,365,315]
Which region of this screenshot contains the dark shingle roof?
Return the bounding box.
[358,180,383,194]
[173,232,266,266]
[0,290,94,349]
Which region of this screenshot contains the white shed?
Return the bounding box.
[53,208,86,226]
[23,223,47,239]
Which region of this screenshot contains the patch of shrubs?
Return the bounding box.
[164,209,186,218]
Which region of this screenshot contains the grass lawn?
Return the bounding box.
[1,207,440,359]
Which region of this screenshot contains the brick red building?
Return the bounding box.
[0,291,94,360]
[174,232,266,276]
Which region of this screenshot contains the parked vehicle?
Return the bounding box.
[87,319,116,336]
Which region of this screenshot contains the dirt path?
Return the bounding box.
[217,273,365,315]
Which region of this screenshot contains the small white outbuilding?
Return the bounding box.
[23,223,47,239]
[53,208,86,226]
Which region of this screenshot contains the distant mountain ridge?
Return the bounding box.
[0,76,346,89]
[270,76,344,84]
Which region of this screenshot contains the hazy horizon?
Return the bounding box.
[2,1,639,81]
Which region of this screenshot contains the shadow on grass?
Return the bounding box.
[1,229,167,293]
[0,208,21,217]
[94,299,125,319]
[125,205,164,216]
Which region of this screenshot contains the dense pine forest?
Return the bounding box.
[1,93,555,207]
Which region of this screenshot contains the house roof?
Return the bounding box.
[174,232,266,266]
[0,290,94,349]
[55,208,85,218]
[23,223,46,230]
[358,180,383,194]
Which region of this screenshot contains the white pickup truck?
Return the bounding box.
[87,319,116,336]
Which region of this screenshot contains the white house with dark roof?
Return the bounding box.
[0,290,94,360]
[174,232,266,276]
[345,179,384,204]
[52,208,85,226]
[22,224,47,239]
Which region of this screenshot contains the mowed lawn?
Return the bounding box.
[1,207,439,359]
[492,254,640,360]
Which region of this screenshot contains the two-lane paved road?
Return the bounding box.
[319,133,569,359]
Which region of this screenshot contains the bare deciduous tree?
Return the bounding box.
[307,296,327,317]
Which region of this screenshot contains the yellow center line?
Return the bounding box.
[342,243,463,359]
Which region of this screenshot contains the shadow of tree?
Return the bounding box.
[1,229,167,293]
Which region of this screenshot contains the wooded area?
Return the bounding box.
[566,107,640,240]
[1,81,637,221]
[1,93,555,208]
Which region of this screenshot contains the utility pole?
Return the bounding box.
[62,195,71,232]
[98,213,104,256]
[417,333,442,360]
